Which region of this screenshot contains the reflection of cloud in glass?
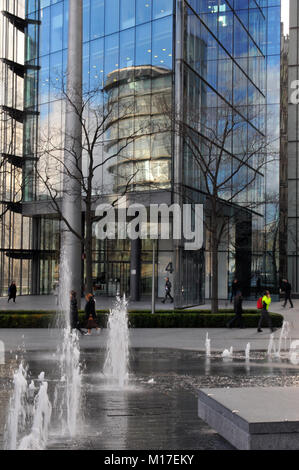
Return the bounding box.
[281,0,289,34]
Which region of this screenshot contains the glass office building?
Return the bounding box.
[0,0,33,296]
[17,0,281,306]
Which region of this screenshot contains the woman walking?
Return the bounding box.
[257,290,276,333]
[85,293,100,336]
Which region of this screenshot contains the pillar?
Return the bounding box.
[60,0,83,304]
[31,217,40,295]
[130,238,141,301]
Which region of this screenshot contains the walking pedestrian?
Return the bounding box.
[161,277,173,304]
[226,291,244,328]
[8,281,17,303]
[70,291,85,335]
[257,290,276,333]
[281,279,294,308]
[230,278,240,303]
[85,293,100,335]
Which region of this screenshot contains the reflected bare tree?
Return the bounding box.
[158,101,279,312]
[35,80,145,293]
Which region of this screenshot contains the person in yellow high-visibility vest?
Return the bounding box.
[257,290,276,333]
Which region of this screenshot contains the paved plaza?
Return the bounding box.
[0,295,298,451]
[0,295,298,353]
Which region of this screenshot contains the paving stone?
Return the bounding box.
[198,387,299,450]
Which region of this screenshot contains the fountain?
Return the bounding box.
[4,363,29,450]
[205,333,211,357]
[276,321,291,358]
[55,249,83,437]
[103,296,130,388]
[245,343,250,360]
[267,333,276,357]
[222,347,233,358]
[4,365,52,451]
[57,327,82,436]
[4,250,83,449]
[0,340,4,365]
[18,378,52,450]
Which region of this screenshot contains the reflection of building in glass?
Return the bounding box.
[0,0,34,296]
[104,65,172,192]
[15,0,281,306]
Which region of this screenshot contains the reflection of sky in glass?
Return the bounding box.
[27,0,174,196]
[184,1,281,233]
[281,0,289,34]
[28,0,280,220]
[34,0,174,99]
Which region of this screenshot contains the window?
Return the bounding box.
[136,23,151,66]
[120,0,135,30]
[153,0,173,19]
[91,0,104,39]
[152,16,173,69]
[50,2,63,53]
[136,0,152,25]
[105,0,119,35]
[120,29,135,69]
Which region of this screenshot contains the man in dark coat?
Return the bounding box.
[227,291,244,328]
[8,281,17,303]
[230,278,240,302]
[282,279,294,308]
[161,277,173,303]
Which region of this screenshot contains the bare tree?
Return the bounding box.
[159,102,279,312]
[35,80,146,294]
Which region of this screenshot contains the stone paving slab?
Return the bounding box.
[198,387,299,450]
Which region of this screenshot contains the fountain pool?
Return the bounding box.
[1,346,299,450]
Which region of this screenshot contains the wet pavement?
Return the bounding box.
[2,347,299,450]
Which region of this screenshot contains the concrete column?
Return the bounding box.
[61,0,83,303]
[130,238,141,301]
[173,0,184,308]
[31,217,40,295]
[235,214,252,298]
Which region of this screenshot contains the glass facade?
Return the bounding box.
[180,0,280,301]
[287,0,299,293]
[25,0,174,201]
[0,0,33,296]
[21,0,281,304]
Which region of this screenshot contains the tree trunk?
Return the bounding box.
[85,205,93,294]
[271,224,279,294]
[210,212,219,313]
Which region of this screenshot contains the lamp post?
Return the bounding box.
[152,240,156,314]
